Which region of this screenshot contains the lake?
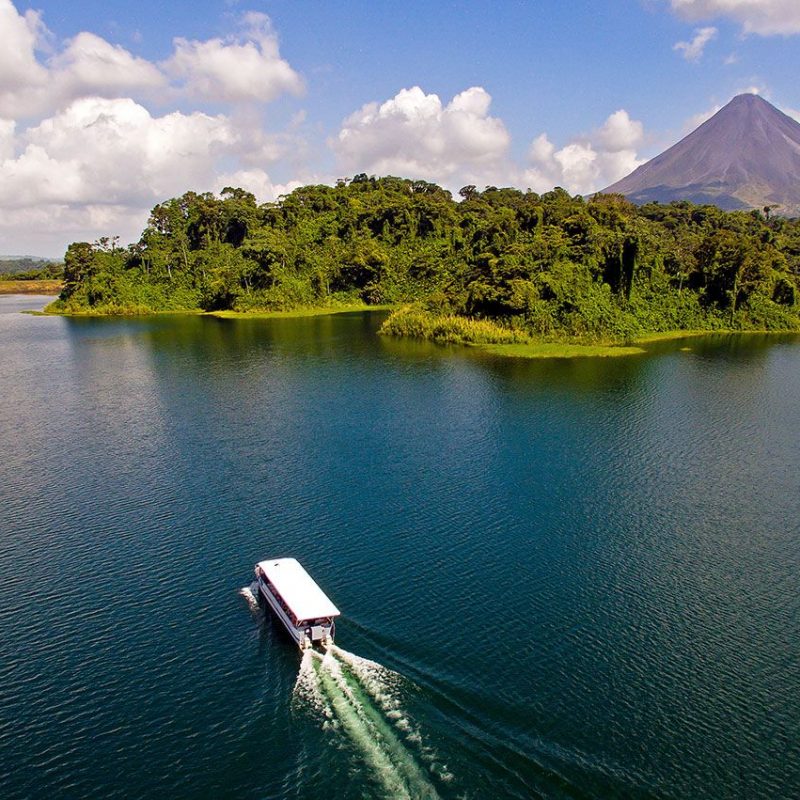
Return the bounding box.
[1,294,798,799]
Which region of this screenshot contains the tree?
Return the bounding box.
[62,242,96,298]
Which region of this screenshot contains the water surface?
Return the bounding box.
[1,296,798,798]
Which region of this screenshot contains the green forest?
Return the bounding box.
[0,258,62,281]
[50,175,800,345]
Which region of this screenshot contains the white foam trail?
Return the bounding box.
[292,649,334,723]
[330,645,432,762]
[315,651,417,798]
[327,644,404,713]
[288,645,439,799]
[238,582,261,614]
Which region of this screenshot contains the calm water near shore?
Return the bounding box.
[1,294,799,799]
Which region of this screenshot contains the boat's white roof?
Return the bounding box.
[257,558,340,621]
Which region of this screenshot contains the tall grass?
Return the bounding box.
[379,306,530,345]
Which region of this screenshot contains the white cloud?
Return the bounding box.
[164,12,304,103]
[596,109,645,151]
[669,0,800,35]
[737,84,764,96]
[0,2,302,117]
[0,4,165,118]
[1,98,237,209]
[0,96,300,252]
[0,1,47,91]
[523,110,646,194]
[331,86,510,186]
[0,1,309,253]
[673,26,717,61]
[0,0,49,117]
[52,32,165,97]
[213,169,303,202]
[0,118,15,161]
[0,202,151,258]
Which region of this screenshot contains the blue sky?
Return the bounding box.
[3,0,800,254]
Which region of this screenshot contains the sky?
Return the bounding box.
[2,0,800,256]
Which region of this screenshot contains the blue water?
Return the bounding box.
[1,294,799,799]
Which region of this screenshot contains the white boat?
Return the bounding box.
[254,558,340,649]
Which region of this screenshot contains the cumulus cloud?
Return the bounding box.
[0,0,50,117]
[332,93,648,198]
[668,0,800,35]
[0,118,15,161]
[0,1,308,253]
[0,2,167,118]
[52,32,165,97]
[673,26,717,61]
[331,86,510,186]
[164,12,304,103]
[596,109,645,151]
[0,96,296,253]
[0,199,174,258]
[522,109,646,195]
[0,1,47,90]
[8,98,237,207]
[213,169,303,202]
[0,1,302,117]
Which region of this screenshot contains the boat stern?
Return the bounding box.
[300,619,335,648]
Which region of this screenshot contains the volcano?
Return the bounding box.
[602,94,800,216]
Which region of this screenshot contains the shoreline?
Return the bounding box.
[475,329,798,359]
[34,300,391,320]
[29,299,799,359]
[209,303,393,320]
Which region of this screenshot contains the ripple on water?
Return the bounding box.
[1,305,799,799]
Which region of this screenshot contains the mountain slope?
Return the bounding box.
[603,94,800,216]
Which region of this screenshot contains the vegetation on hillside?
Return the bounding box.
[49,177,800,342]
[0,259,63,281]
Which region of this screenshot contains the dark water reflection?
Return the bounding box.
[1,297,798,799]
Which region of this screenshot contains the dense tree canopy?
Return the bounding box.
[51,177,800,342]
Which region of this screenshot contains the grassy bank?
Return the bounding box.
[480,329,800,359]
[0,280,63,295]
[481,330,727,359]
[380,306,799,359]
[378,306,529,345]
[41,298,391,320]
[479,341,647,358]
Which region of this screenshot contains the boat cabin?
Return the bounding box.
[254,558,340,648]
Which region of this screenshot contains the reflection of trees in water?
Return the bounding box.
[62,310,394,380]
[382,328,800,397]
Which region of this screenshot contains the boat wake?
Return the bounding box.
[293,644,451,799]
[238,582,261,615]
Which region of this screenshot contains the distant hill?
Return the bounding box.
[0,256,62,275]
[602,94,800,217]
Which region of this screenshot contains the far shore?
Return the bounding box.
[34,300,391,320]
[0,280,62,295]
